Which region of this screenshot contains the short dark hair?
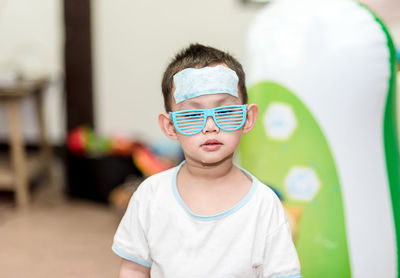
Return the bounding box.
[161,43,247,112]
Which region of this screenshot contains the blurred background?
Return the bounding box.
[0,0,399,277]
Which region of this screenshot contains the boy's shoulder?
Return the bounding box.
[144,165,177,184]
[134,164,178,197]
[238,166,278,199]
[240,175,288,232]
[254,179,282,207]
[239,167,284,212]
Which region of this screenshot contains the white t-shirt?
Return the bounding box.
[112,162,301,278]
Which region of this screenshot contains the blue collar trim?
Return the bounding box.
[172,161,258,221]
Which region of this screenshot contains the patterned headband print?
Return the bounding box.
[173,65,239,104]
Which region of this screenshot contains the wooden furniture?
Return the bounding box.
[0,78,52,208]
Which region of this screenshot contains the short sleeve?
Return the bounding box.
[112,189,152,268]
[263,221,301,278]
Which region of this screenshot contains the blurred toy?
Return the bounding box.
[86,131,111,156]
[67,126,178,180]
[283,204,303,243]
[110,135,137,156]
[151,140,184,163]
[132,144,171,177]
[68,126,138,156]
[67,125,90,155]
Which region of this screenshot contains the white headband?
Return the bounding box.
[173,65,239,104]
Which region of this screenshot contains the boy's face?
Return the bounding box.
[171,92,244,165]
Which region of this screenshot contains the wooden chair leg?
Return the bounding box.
[34,89,53,183]
[6,98,29,208]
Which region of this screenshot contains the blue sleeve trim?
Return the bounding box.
[112,244,152,268]
[274,273,302,278]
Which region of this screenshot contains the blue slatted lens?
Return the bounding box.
[172,110,206,135]
[214,105,246,131]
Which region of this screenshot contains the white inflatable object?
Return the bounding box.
[240,0,399,277]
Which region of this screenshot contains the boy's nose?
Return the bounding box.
[202,116,219,134]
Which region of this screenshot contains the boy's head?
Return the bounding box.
[158,43,258,166]
[161,43,248,112]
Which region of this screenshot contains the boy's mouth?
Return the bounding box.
[201,140,222,151]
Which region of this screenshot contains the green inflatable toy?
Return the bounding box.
[240,0,399,277]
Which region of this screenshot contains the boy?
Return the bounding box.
[112,44,301,278]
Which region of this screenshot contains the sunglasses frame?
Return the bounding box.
[169,104,247,135]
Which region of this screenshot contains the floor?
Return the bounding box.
[0,159,122,278]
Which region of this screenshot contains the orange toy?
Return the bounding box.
[132,145,170,177]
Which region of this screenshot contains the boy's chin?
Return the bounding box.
[198,154,234,166]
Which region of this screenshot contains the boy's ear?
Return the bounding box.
[158,112,178,140]
[242,104,258,134]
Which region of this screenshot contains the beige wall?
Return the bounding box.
[360,0,400,23]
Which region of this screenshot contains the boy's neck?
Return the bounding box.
[176,154,253,216]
